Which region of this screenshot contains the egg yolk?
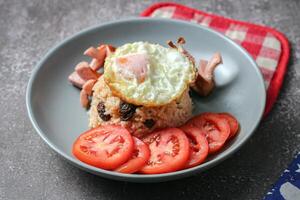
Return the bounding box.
[116,53,149,83]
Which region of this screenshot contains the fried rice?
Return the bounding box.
[89,76,193,138]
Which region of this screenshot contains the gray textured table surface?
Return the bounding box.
[1,0,300,199]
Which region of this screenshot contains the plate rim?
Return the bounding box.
[26,17,266,182]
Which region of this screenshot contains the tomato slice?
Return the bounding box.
[218,113,239,139]
[180,126,209,168]
[140,128,190,174]
[115,137,150,174]
[184,113,230,154]
[72,125,134,170]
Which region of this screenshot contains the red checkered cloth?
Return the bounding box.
[141,2,290,116]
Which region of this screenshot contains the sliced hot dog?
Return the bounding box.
[75,61,100,81]
[105,45,116,57]
[82,79,97,96]
[89,58,102,71]
[191,53,222,96]
[84,46,106,62]
[84,45,115,71]
[80,89,89,108]
[68,71,85,88]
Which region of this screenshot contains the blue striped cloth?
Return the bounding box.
[264,152,300,200]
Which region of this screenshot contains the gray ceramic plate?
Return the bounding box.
[26,18,266,182]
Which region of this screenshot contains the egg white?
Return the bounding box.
[104,42,195,106]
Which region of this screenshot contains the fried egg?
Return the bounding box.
[104,42,195,107]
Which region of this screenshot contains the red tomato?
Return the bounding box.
[72,125,134,170]
[115,137,150,174]
[185,113,230,154]
[140,128,190,174]
[218,113,239,139]
[180,126,209,168]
